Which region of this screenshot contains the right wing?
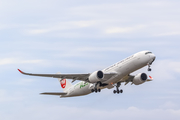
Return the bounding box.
[121,74,153,85]
[40,92,67,96]
[18,69,90,82]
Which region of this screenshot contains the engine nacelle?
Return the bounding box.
[88,70,104,83]
[133,73,147,85]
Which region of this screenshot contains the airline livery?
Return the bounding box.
[18,51,156,98]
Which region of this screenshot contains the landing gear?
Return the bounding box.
[91,82,101,93]
[113,89,123,94]
[113,82,123,94]
[147,63,152,71]
[98,89,101,92]
[91,88,101,93]
[120,89,123,93]
[91,89,95,92]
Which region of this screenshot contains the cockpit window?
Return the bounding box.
[145,52,152,55]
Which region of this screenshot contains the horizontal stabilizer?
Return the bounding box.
[40,92,67,96]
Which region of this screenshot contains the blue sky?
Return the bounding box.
[0,0,180,120]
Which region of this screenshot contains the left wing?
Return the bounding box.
[18,69,90,82]
[120,74,153,85]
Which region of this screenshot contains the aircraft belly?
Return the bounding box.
[66,84,91,97]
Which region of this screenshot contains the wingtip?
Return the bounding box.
[149,76,153,80]
[18,69,23,73]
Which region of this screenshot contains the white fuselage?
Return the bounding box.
[61,51,155,97]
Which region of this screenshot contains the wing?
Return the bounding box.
[18,69,90,82]
[121,74,153,85]
[40,92,67,96]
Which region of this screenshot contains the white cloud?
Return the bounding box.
[12,79,35,85]
[27,29,51,34]
[105,25,146,34]
[152,22,180,36]
[168,61,180,73]
[0,89,24,103]
[0,1,179,38]
[26,20,97,35]
[151,60,180,81]
[105,27,133,34]
[0,58,14,65]
[0,58,44,66]
[155,31,180,36]
[160,101,178,109]
[1,104,180,120]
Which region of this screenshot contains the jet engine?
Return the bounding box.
[132,73,147,85]
[88,71,104,83]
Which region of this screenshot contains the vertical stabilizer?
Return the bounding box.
[57,73,72,92]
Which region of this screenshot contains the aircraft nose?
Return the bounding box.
[151,54,156,59]
[150,53,156,64]
[151,53,156,60]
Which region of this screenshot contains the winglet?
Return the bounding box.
[149,76,153,80]
[18,69,24,74]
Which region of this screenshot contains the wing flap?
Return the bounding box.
[40,92,67,96]
[103,72,117,80]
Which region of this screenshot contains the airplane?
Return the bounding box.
[18,50,156,98]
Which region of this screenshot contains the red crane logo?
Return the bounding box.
[60,79,66,89]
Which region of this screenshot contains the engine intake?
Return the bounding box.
[97,71,103,79]
[133,73,147,85]
[88,71,104,83]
